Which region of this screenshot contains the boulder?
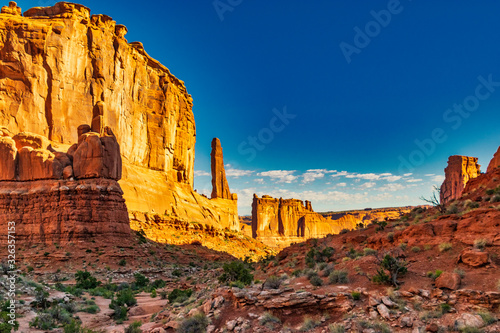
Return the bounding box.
[435,272,461,290]
[487,145,500,173]
[1,2,21,16]
[457,249,489,267]
[73,133,104,179]
[455,313,484,330]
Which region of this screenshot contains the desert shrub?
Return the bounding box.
[89,287,113,299]
[426,269,443,280]
[329,324,345,333]
[177,313,209,333]
[259,312,281,329]
[438,242,452,252]
[358,320,391,333]
[440,303,452,314]
[150,289,157,298]
[351,291,361,300]
[29,313,56,330]
[81,305,100,314]
[339,229,349,235]
[459,327,484,333]
[110,305,128,323]
[321,263,335,277]
[300,317,321,332]
[474,239,488,251]
[309,274,323,287]
[0,300,19,332]
[263,275,282,289]
[110,288,137,308]
[34,286,50,309]
[151,279,166,289]
[75,271,100,290]
[478,311,497,325]
[125,321,142,333]
[218,261,253,286]
[329,270,349,284]
[292,269,303,277]
[305,246,335,268]
[133,273,149,289]
[491,195,500,203]
[387,232,394,242]
[168,289,193,304]
[411,246,421,253]
[447,203,460,214]
[172,269,182,277]
[399,242,407,251]
[454,268,466,278]
[63,319,100,333]
[374,220,388,231]
[363,248,377,256]
[118,259,127,266]
[376,254,408,286]
[159,290,168,299]
[465,200,480,209]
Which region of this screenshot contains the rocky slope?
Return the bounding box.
[0,1,239,232]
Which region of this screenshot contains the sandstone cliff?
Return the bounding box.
[440,156,481,204]
[0,2,239,231]
[252,195,341,247]
[322,207,414,229]
[487,146,500,173]
[0,124,130,244]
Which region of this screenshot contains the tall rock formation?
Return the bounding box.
[440,155,481,204]
[0,2,239,231]
[0,125,130,244]
[211,138,231,200]
[252,195,341,247]
[487,146,500,173]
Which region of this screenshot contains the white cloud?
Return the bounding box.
[407,178,423,183]
[331,171,348,178]
[424,174,435,177]
[225,164,254,178]
[302,169,327,183]
[378,183,406,192]
[359,182,376,189]
[337,182,347,187]
[404,173,413,177]
[382,175,402,182]
[258,170,297,183]
[194,170,210,177]
[431,175,445,183]
[346,173,380,180]
[254,178,265,184]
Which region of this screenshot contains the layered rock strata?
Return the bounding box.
[440,156,480,204]
[251,195,339,247]
[0,126,130,244]
[0,2,239,231]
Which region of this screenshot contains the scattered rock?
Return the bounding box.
[435,272,461,290]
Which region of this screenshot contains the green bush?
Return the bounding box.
[133,273,150,288]
[440,303,451,314]
[300,317,321,332]
[329,324,345,333]
[309,274,323,287]
[426,270,443,280]
[263,276,282,289]
[151,289,157,298]
[478,311,497,325]
[81,305,100,314]
[34,286,50,309]
[125,321,142,333]
[438,242,452,252]
[376,254,408,286]
[363,248,377,256]
[118,259,127,266]
[159,290,168,299]
[351,291,361,300]
[177,313,209,333]
[110,289,137,308]
[259,312,281,329]
[0,300,19,332]
[411,246,421,253]
[151,279,166,289]
[75,271,101,290]
[168,289,193,304]
[29,313,56,330]
[218,261,253,286]
[328,270,349,284]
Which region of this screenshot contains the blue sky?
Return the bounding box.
[18,0,500,215]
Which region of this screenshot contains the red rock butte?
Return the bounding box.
[0,1,239,237]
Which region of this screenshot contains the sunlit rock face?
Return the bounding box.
[440,156,481,204]
[487,146,500,173]
[251,195,340,247]
[0,125,130,244]
[0,2,239,231]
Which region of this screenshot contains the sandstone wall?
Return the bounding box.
[440,155,481,204]
[0,2,239,231]
[487,146,500,173]
[251,195,339,247]
[0,124,130,244]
